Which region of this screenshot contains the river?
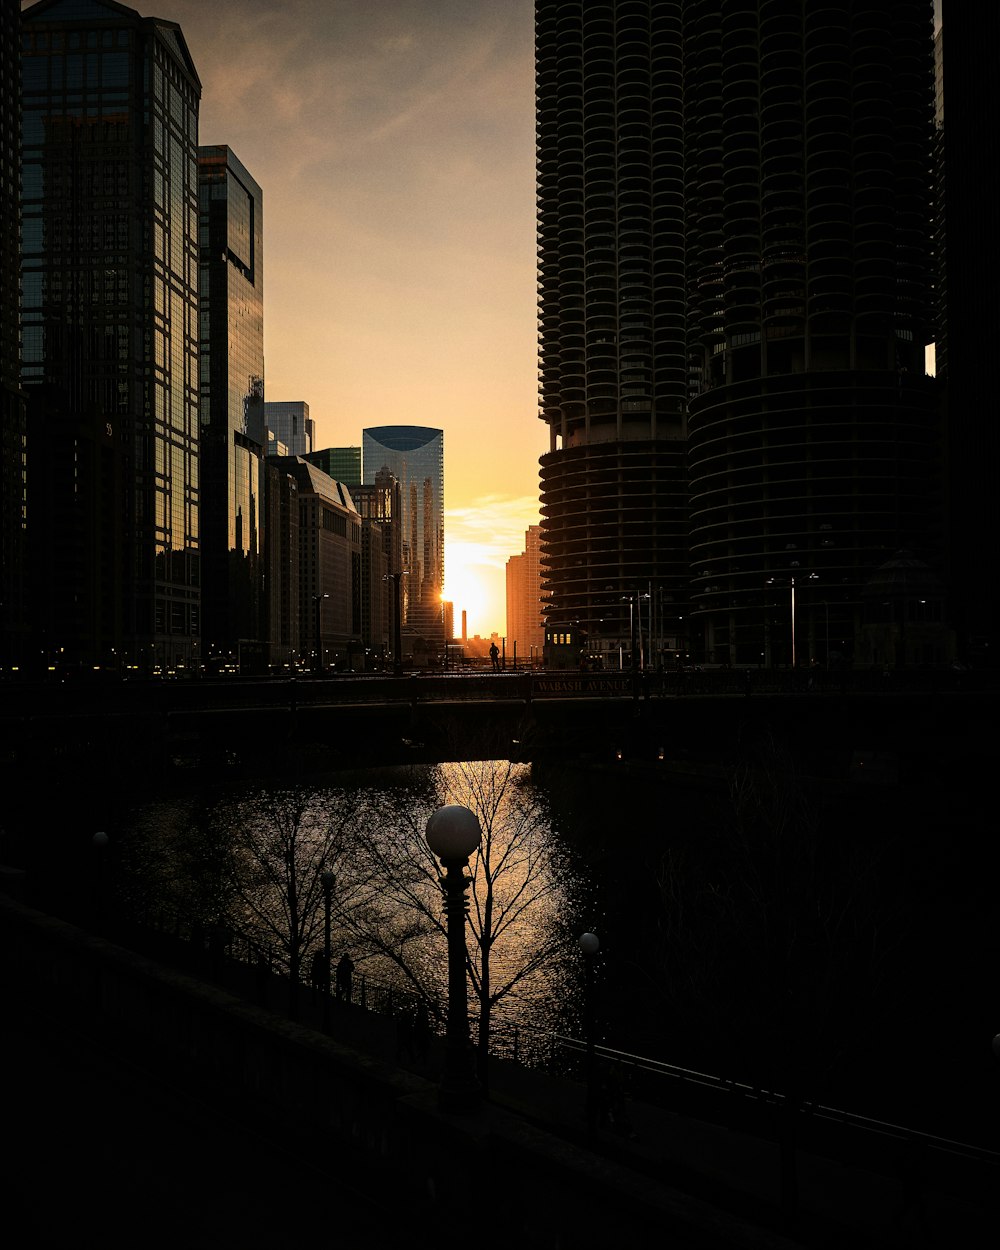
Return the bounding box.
[10,739,998,1148]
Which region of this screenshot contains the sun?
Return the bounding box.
[443,541,499,636]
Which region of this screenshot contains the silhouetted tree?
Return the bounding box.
[211,787,356,1019]
[341,758,579,1082]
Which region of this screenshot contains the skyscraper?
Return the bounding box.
[536,1,690,665]
[21,0,202,674]
[536,1,944,668]
[1,1,26,670]
[362,425,444,645]
[198,144,265,664]
[683,0,941,667]
[264,400,313,457]
[506,524,544,663]
[305,446,361,486]
[935,3,1000,664]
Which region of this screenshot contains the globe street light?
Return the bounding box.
[578,931,600,1129]
[426,804,483,1114]
[320,870,335,1034]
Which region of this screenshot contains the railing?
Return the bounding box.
[3,664,997,719]
[89,904,1000,1197]
[554,1034,1000,1183]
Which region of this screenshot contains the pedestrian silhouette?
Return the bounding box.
[336,951,355,1002]
[489,641,500,671]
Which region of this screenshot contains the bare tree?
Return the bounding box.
[211,787,356,1018]
[341,759,579,1081]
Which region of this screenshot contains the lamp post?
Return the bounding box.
[767,571,817,668]
[578,932,600,1128]
[425,804,483,1114]
[320,869,335,1033]
[312,593,329,674]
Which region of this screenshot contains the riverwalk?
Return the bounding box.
[1,892,995,1249]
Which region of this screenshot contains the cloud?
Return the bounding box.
[447,494,539,569]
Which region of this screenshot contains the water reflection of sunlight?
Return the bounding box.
[124,762,588,1066]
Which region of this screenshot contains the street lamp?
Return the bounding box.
[767,570,817,668]
[312,593,329,674]
[426,804,483,1114]
[320,870,335,1033]
[578,932,600,1129]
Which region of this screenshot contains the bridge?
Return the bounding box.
[1,667,995,782]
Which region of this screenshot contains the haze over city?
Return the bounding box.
[128,0,541,637]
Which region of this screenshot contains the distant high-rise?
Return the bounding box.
[265,401,314,458]
[21,0,202,674]
[268,456,360,668]
[198,145,265,663]
[362,426,444,644]
[305,446,361,486]
[506,524,544,662]
[536,1,945,668]
[1,1,26,670]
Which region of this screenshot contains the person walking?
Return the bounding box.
[335,951,355,1003]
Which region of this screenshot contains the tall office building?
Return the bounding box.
[198,145,265,664]
[506,524,544,662]
[935,4,1000,663]
[305,446,361,486]
[1,1,26,671]
[21,0,201,674]
[264,400,313,457]
[536,1,944,668]
[536,1,690,663]
[268,456,361,668]
[362,425,444,645]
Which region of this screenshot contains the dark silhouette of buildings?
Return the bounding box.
[197,144,266,669]
[536,1,689,668]
[21,0,202,675]
[536,1,947,669]
[936,3,1000,665]
[1,2,26,672]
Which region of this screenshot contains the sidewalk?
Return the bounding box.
[190,941,996,1249]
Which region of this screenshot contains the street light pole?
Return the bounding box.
[321,870,335,1033]
[578,931,600,1129]
[426,804,483,1114]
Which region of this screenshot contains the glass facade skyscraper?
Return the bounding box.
[362,425,443,643]
[264,401,313,457]
[21,0,201,674]
[305,446,361,486]
[198,144,265,661]
[1,1,26,671]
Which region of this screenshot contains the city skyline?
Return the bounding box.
[20,0,540,637]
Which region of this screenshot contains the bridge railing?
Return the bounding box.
[3,664,997,718]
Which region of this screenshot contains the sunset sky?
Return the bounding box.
[71,0,541,636]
